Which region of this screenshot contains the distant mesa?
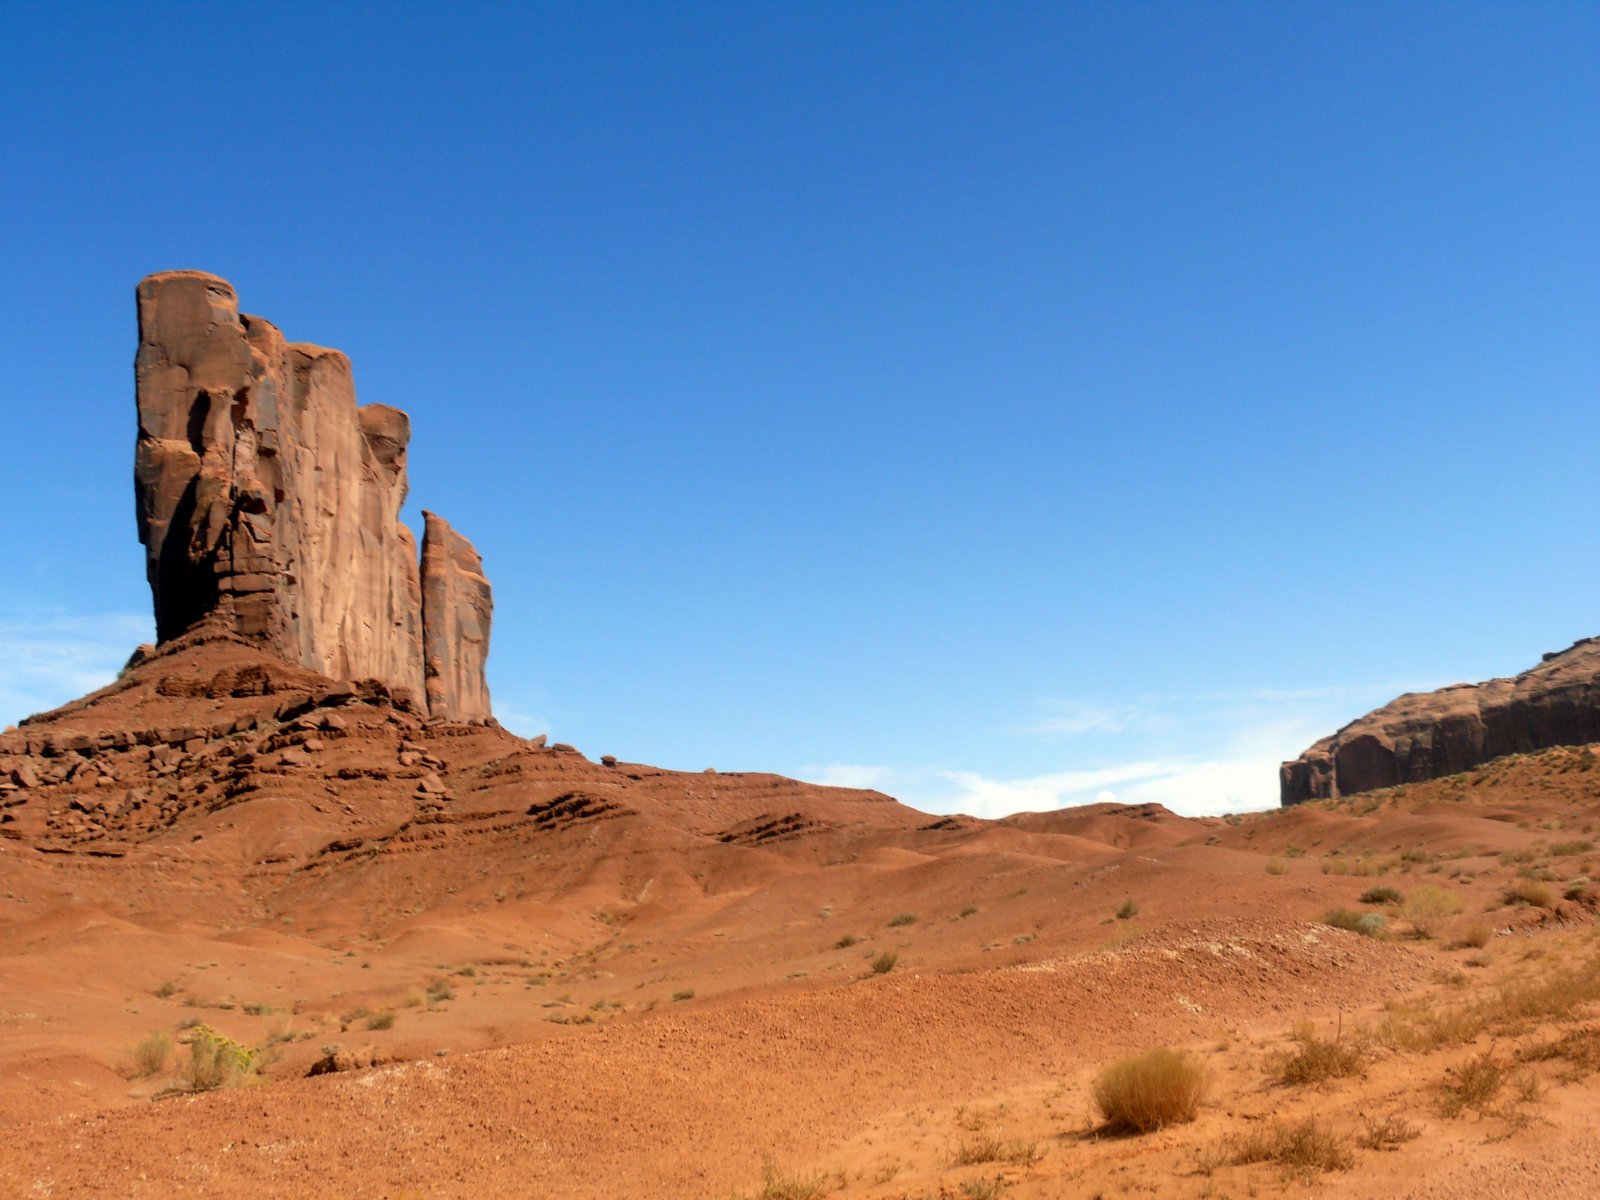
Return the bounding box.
[1279,637,1600,805]
[133,270,492,721]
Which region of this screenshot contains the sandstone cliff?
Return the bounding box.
[1280,638,1600,805]
[133,271,492,721]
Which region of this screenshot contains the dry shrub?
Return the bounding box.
[1356,1112,1421,1151]
[1452,923,1492,950]
[732,1164,828,1200]
[1519,1026,1600,1077]
[1503,880,1557,909]
[1483,960,1600,1027]
[947,1139,1036,1171]
[1229,1118,1354,1178]
[1265,858,1289,876]
[1438,1049,1504,1116]
[129,1030,172,1078]
[1360,886,1403,905]
[950,1135,1041,1168]
[1092,1047,1205,1133]
[1376,1001,1484,1052]
[1322,908,1387,937]
[1403,886,1463,938]
[870,951,899,975]
[1270,1023,1368,1085]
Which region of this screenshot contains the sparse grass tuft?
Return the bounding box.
[1452,922,1492,950]
[153,980,180,999]
[1360,886,1402,905]
[672,989,695,1001]
[1092,1047,1205,1133]
[950,1134,1041,1167]
[870,951,899,975]
[729,1163,828,1200]
[1438,1049,1504,1116]
[1481,960,1600,1026]
[425,980,455,1004]
[129,1030,172,1078]
[960,1179,1005,1200]
[1356,1112,1421,1151]
[1519,1026,1600,1075]
[1228,1118,1354,1178]
[887,913,918,928]
[365,1011,396,1031]
[834,934,860,950]
[1115,897,1139,921]
[1269,1024,1368,1086]
[1265,857,1289,875]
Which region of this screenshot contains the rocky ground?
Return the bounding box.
[2,636,1597,1198]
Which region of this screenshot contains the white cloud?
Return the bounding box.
[0,605,153,728]
[1025,701,1143,737]
[797,695,1365,820]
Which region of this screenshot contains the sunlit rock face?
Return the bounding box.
[133,270,492,720]
[1280,638,1600,804]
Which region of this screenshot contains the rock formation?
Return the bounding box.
[421,511,494,723]
[133,270,492,720]
[1280,638,1600,805]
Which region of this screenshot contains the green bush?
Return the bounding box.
[1322,908,1385,937]
[179,1024,258,1092]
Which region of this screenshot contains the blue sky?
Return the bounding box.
[1,2,1595,816]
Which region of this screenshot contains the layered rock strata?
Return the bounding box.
[1280,638,1600,805]
[133,270,492,720]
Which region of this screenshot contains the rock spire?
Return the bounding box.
[133,270,492,720]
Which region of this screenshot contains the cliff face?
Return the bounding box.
[133,270,491,720]
[1280,638,1600,805]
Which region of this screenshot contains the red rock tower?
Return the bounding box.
[133,270,493,720]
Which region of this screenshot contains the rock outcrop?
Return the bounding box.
[1280,638,1600,805]
[421,511,494,723]
[133,271,492,721]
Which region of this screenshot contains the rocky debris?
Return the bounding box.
[306,1046,395,1077]
[420,512,494,723]
[133,271,493,721]
[1281,637,1600,805]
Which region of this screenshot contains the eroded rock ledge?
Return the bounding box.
[133,270,492,721]
[1280,637,1600,804]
